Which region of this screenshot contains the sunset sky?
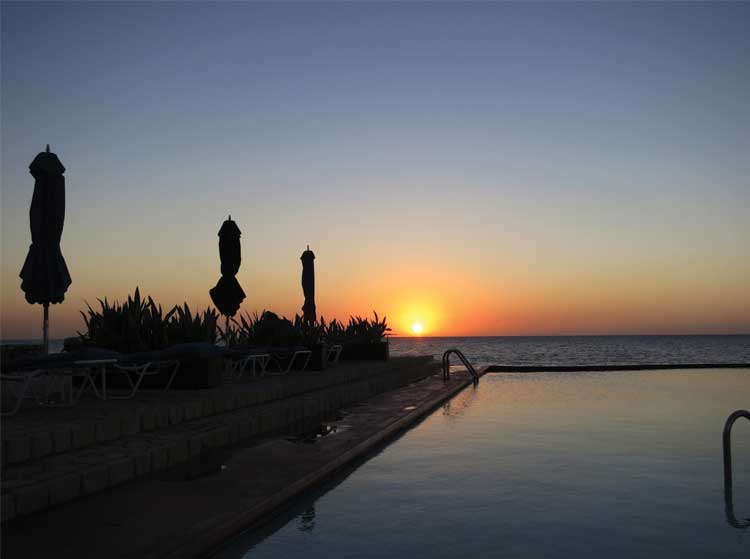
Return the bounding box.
[2,2,749,339]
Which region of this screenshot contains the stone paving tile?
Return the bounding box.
[50,424,72,454]
[95,414,121,442]
[30,431,53,460]
[13,483,49,516]
[108,458,135,486]
[1,492,16,522]
[4,437,31,464]
[71,421,96,449]
[81,465,109,495]
[47,473,80,506]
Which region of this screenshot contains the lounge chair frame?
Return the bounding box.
[327,344,343,366]
[227,353,272,381]
[1,369,47,416]
[108,359,181,399]
[1,363,100,415]
[266,349,313,375]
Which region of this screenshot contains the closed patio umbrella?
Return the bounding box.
[20,145,72,353]
[209,216,246,335]
[301,245,316,323]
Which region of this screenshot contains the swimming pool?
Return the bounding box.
[216,369,750,558]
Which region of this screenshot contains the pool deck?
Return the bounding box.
[2,363,482,559]
[1,356,440,521]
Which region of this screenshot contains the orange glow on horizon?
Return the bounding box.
[1,237,749,339]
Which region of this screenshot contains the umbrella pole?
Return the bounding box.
[43,302,50,354]
[225,315,230,349]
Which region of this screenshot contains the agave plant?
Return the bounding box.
[220,311,262,347]
[320,316,347,345]
[221,310,297,348]
[222,311,329,349]
[79,288,218,352]
[165,303,218,346]
[345,311,391,344]
[253,311,299,347]
[78,287,171,353]
[293,314,326,347]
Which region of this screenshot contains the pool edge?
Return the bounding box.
[179,367,488,559]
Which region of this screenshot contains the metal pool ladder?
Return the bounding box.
[442,349,479,385]
[723,409,750,529]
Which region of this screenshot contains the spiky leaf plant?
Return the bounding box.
[344,311,391,344]
[78,288,217,352]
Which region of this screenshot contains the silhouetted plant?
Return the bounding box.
[220,311,262,347]
[253,311,299,347]
[165,303,218,346]
[320,316,347,345]
[78,287,170,353]
[344,311,391,344]
[226,311,300,348]
[225,311,328,348]
[293,314,325,347]
[216,309,389,349]
[78,288,216,352]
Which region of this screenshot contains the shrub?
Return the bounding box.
[293,314,325,347]
[320,316,347,345]
[343,312,391,345]
[224,311,299,348]
[78,288,217,352]
[224,311,389,349]
[165,303,218,346]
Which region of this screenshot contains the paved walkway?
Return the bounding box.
[1,357,439,523]
[2,367,479,559]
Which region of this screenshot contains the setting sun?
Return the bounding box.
[411,322,424,335]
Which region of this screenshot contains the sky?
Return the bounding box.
[1,2,749,339]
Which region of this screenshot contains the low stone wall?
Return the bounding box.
[1,356,439,522]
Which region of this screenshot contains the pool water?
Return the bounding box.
[216,369,750,558]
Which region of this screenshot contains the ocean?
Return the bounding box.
[388,335,750,367]
[5,335,749,367]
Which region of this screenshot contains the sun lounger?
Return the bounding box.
[1,368,47,416]
[222,345,313,377]
[223,347,272,382]
[327,344,343,366]
[109,351,180,399]
[1,348,121,414]
[264,346,313,375]
[2,343,230,408]
[109,343,226,398]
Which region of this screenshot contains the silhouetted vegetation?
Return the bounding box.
[318,313,390,345]
[77,288,389,355]
[78,287,218,353]
[221,311,389,349]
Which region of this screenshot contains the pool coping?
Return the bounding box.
[1,365,486,559]
[189,367,486,559]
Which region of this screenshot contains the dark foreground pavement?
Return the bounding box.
[2,368,481,559]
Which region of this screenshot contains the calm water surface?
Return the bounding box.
[216,369,750,558]
[390,335,750,367]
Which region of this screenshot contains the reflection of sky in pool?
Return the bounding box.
[217,370,750,558]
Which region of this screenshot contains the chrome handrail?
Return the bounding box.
[442,349,479,385]
[723,409,750,529]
